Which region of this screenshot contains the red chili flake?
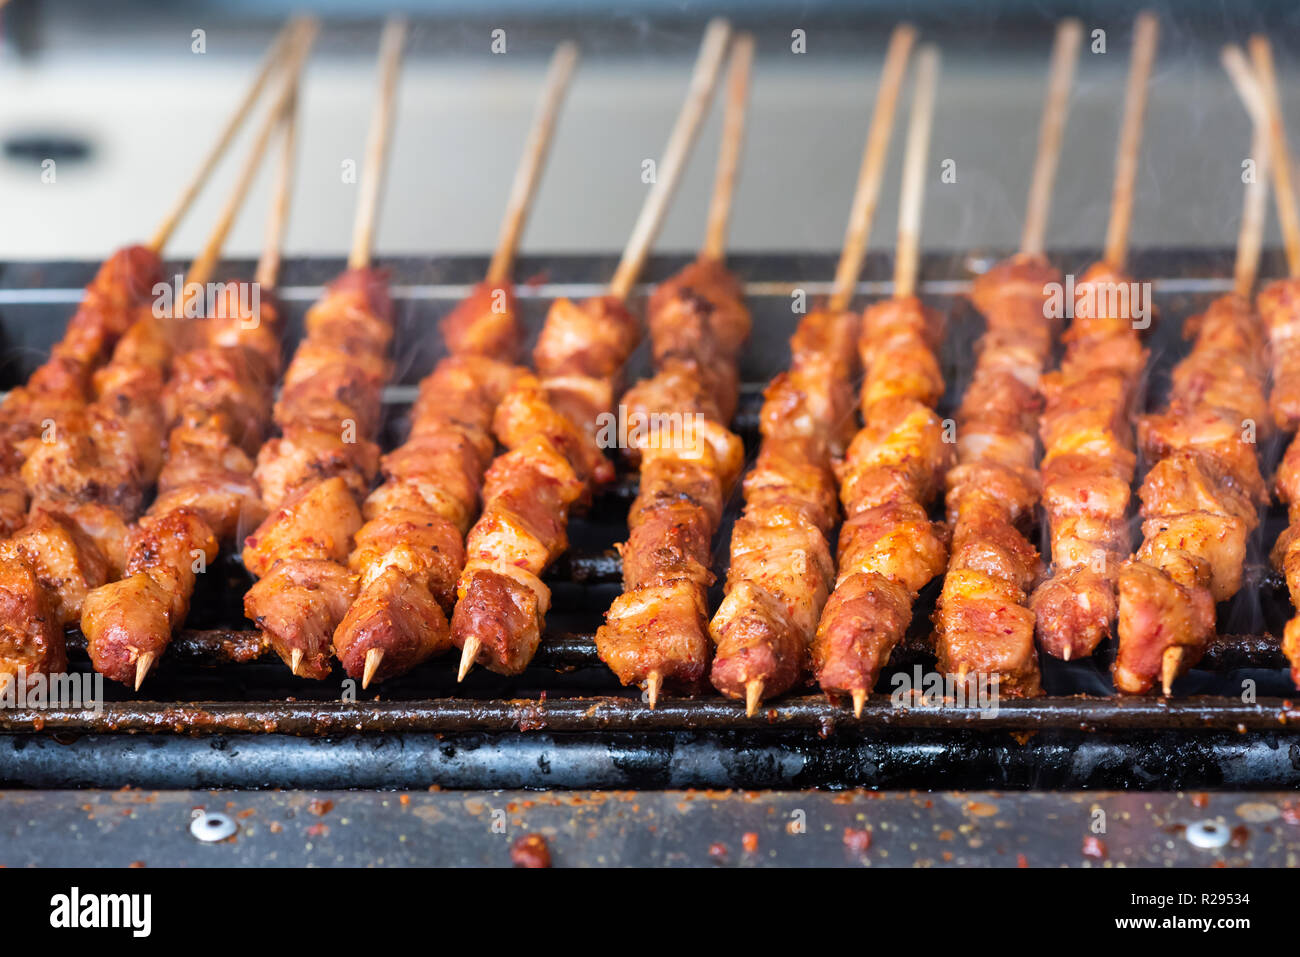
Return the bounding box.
[742,832,759,854]
[1082,836,1107,860]
[708,842,728,863]
[1281,802,1300,826]
[305,823,329,838]
[511,833,552,868]
[1230,825,1250,848]
[1190,793,1210,809]
[1016,853,1029,868]
[843,828,872,854]
[308,799,334,817]
[129,861,146,869]
[399,794,411,806]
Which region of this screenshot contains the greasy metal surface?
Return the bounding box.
[5,729,1300,790]
[0,789,1296,866]
[1,694,1298,735]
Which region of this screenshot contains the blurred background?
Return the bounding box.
[0,0,1296,261]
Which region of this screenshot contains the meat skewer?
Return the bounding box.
[1115,43,1271,695]
[811,45,946,717]
[0,17,309,538]
[934,19,1081,699]
[704,25,915,715]
[594,33,756,708]
[78,25,315,689]
[1029,11,1158,663]
[242,18,408,680]
[452,19,733,683]
[0,23,318,693]
[1245,37,1300,690]
[332,41,579,688]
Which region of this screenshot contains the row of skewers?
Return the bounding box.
[2,13,1300,714]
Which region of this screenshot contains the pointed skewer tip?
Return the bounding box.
[745,679,764,717]
[362,648,383,689]
[1161,647,1185,696]
[134,653,155,691]
[457,637,480,682]
[289,648,303,677]
[645,672,662,710]
[852,689,867,718]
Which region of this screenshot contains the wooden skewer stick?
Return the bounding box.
[1020,18,1083,257]
[348,18,409,271]
[363,648,384,689]
[607,18,732,302]
[1249,35,1300,279]
[1161,647,1184,696]
[183,22,318,298]
[255,62,304,290]
[136,30,314,690]
[893,46,940,300]
[827,24,916,313]
[1102,11,1159,272]
[1222,46,1271,296]
[148,17,309,254]
[645,672,663,711]
[701,32,756,262]
[485,41,581,284]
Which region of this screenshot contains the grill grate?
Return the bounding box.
[1,249,1297,790]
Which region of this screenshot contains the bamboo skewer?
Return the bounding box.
[485,41,581,284]
[1221,46,1270,297]
[828,24,916,312]
[1102,11,1159,272]
[460,20,732,692]
[148,17,309,254]
[837,46,940,719]
[696,29,762,714]
[607,18,731,302]
[130,28,313,690]
[1249,35,1300,279]
[255,83,302,291]
[701,33,756,262]
[647,31,756,712]
[893,47,940,299]
[182,22,318,304]
[348,18,408,271]
[1020,18,1083,257]
[643,28,754,711]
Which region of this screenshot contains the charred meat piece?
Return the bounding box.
[812,297,950,707]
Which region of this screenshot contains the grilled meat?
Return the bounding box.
[0,246,161,536]
[334,351,524,684]
[450,295,639,676]
[934,254,1059,698]
[707,306,856,706]
[1261,279,1300,688]
[0,256,173,686]
[243,268,394,678]
[1030,261,1148,660]
[1116,293,1269,693]
[80,284,281,685]
[810,296,951,705]
[596,258,749,698]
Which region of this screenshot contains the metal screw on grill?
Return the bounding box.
[190,809,238,843]
[1184,819,1230,850]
